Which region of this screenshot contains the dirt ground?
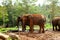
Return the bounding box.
[13,30,60,40]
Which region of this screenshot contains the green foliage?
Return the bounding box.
[0,27,18,32]
[0,23,52,32]
[0,0,60,27]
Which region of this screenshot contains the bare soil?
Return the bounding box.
[14,30,60,40]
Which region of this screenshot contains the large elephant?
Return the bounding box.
[17,14,46,33]
[52,17,60,31]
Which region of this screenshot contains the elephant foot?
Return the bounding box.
[22,30,25,32]
[56,29,58,31]
[28,31,33,33]
[57,29,60,31]
[29,29,33,33]
[39,31,41,33]
[22,28,26,32]
[42,31,45,33]
[53,29,54,31]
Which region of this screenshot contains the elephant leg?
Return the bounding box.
[30,26,33,33]
[53,25,54,31]
[55,26,57,31]
[29,18,33,33]
[39,25,41,33]
[29,23,33,33]
[39,24,44,33]
[58,26,60,31]
[42,24,44,33]
[59,26,60,30]
[22,25,26,32]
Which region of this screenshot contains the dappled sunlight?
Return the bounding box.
[45,23,52,30]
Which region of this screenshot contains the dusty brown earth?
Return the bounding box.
[13,30,60,40]
[1,30,60,40]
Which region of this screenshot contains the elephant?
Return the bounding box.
[52,17,60,31]
[17,14,46,33]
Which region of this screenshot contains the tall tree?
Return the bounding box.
[46,0,58,23]
[0,5,8,27]
[2,0,14,27]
